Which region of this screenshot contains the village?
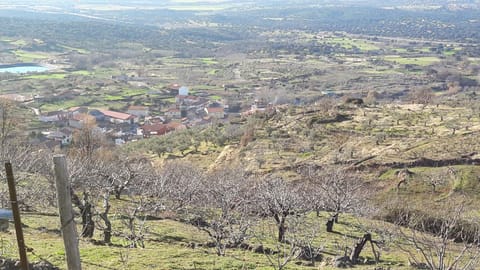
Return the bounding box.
[26,84,274,149]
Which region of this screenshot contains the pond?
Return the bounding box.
[0,63,49,73]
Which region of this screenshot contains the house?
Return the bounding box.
[165,108,181,119]
[99,110,137,124]
[144,116,165,125]
[205,107,225,118]
[141,122,186,138]
[127,106,149,117]
[141,123,171,137]
[45,128,73,146]
[39,110,68,122]
[88,109,106,122]
[67,106,88,114]
[69,113,95,129]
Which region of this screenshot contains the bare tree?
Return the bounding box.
[254,177,309,242]
[302,166,368,232]
[190,167,255,256]
[393,200,480,270]
[71,115,107,158]
[409,87,435,108]
[254,215,322,270]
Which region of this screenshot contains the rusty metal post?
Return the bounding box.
[5,162,29,270]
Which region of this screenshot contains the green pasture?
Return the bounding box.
[13,50,49,61]
[25,73,67,80]
[199,57,218,65]
[71,70,93,76]
[384,55,441,66]
[0,207,414,270]
[324,37,380,51]
[39,97,94,111]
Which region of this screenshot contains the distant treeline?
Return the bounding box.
[213,7,480,42]
[0,5,478,53]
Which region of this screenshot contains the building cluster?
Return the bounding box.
[37,85,227,149]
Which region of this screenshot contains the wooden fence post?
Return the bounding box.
[5,162,29,270]
[53,155,82,270]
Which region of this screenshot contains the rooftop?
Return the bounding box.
[128,106,149,111]
[99,110,135,120]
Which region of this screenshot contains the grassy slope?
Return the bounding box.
[1,210,413,270]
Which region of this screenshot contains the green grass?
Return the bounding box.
[39,97,94,111]
[11,39,28,46]
[121,88,148,97]
[0,210,416,270]
[13,50,49,61]
[200,58,218,65]
[324,37,380,51]
[25,73,66,80]
[384,55,441,66]
[104,95,126,101]
[208,69,218,75]
[71,70,93,76]
[393,48,408,53]
[443,47,461,56]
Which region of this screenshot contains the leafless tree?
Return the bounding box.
[302,166,368,232]
[71,115,107,158]
[254,176,310,243]
[254,214,322,270]
[393,200,480,270]
[146,161,204,214]
[409,87,435,108]
[190,167,255,256]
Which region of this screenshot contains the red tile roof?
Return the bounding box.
[128,106,148,111]
[141,122,186,136]
[141,124,170,135]
[99,110,134,120]
[206,107,224,113]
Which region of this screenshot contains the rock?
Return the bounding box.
[0,258,60,270]
[0,220,9,232]
[239,243,251,250]
[333,256,352,268]
[253,245,264,253]
[204,242,216,248]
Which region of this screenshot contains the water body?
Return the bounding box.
[0,63,49,73]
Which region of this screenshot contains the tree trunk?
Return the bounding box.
[72,191,94,238]
[326,217,334,232]
[81,199,94,238]
[278,217,286,242]
[350,233,372,264]
[100,193,112,244]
